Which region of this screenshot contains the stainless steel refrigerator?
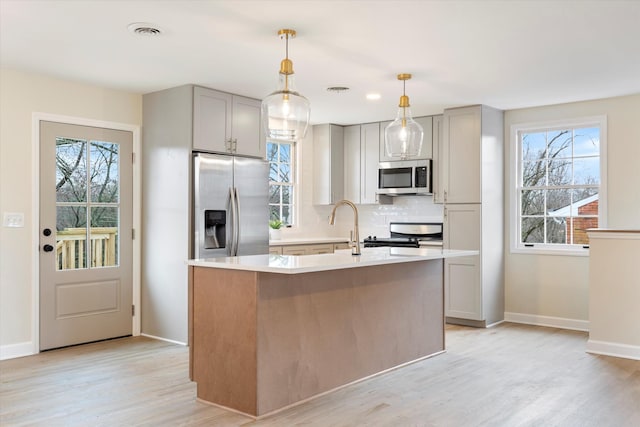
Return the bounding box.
[193,152,269,258]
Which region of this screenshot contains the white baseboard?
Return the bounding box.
[586,339,640,361]
[504,312,589,332]
[140,333,187,346]
[0,341,36,360]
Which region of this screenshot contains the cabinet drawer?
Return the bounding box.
[280,243,336,256]
[281,246,309,256]
[269,247,283,255]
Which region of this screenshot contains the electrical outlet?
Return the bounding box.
[3,212,24,228]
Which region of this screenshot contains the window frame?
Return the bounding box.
[267,139,296,226]
[510,116,607,256]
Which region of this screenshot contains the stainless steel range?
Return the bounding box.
[363,222,443,248]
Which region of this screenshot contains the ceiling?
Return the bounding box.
[1,0,639,125]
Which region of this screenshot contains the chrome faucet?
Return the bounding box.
[329,199,361,256]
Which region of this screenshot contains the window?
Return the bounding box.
[268,140,295,225]
[512,117,606,254]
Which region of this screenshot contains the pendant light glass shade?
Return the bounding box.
[384,74,423,160]
[262,29,310,141]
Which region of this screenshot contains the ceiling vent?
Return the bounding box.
[128,23,163,36]
[326,86,350,94]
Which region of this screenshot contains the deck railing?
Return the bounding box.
[56,227,118,270]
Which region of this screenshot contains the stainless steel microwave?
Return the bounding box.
[377,160,431,196]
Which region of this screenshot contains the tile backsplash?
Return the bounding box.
[284,196,443,240]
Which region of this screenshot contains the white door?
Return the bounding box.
[39,121,133,350]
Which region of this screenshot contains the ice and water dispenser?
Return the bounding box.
[204,210,226,249]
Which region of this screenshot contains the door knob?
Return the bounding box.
[43,228,52,236]
[43,244,54,252]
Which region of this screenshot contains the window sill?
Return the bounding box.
[510,247,590,257]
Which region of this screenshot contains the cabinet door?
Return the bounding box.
[445,256,482,320]
[443,107,481,203]
[360,123,380,204]
[444,203,482,320]
[378,116,433,161]
[313,124,344,205]
[344,125,361,203]
[269,246,283,255]
[378,120,394,162]
[193,87,232,153]
[232,95,264,158]
[432,115,444,204]
[444,204,480,250]
[306,244,334,254]
[282,246,309,256]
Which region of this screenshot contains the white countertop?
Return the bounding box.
[269,237,350,246]
[188,247,478,274]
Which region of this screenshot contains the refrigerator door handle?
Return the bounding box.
[229,187,237,256]
[234,187,241,256]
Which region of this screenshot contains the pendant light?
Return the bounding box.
[384,74,423,160]
[261,29,310,141]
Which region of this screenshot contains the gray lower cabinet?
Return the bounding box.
[270,243,347,255]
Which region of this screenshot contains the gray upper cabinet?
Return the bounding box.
[379,116,433,162]
[432,114,444,204]
[441,105,503,204]
[343,123,380,205]
[193,86,264,158]
[343,125,361,203]
[313,124,344,205]
[360,122,381,204]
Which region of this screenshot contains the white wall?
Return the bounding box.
[504,94,640,328]
[0,68,141,357]
[280,126,444,241]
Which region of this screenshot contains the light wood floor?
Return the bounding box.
[1,323,639,426]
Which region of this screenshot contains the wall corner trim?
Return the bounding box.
[0,341,36,361]
[504,312,589,332]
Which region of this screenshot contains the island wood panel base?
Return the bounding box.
[190,260,444,417]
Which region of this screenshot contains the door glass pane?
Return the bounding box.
[56,206,87,270]
[55,137,121,270]
[90,141,120,203]
[90,207,119,268]
[56,138,87,203]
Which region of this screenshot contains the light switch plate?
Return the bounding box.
[3,212,25,228]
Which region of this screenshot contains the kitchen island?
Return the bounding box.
[187,247,476,418]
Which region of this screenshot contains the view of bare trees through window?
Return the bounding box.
[55,138,120,270]
[268,141,294,224]
[519,126,600,246]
